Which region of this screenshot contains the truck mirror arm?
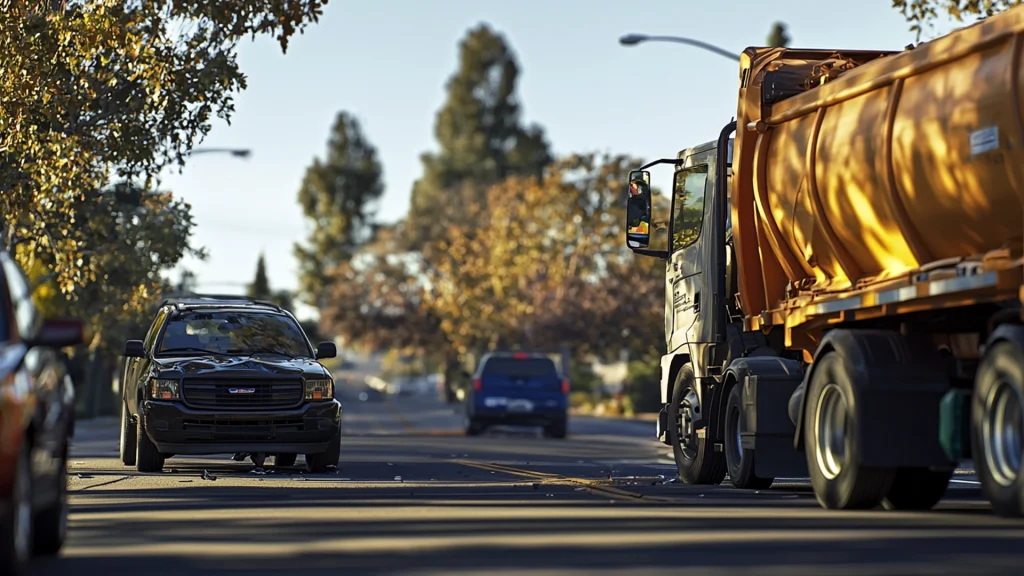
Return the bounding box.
[631,248,669,259]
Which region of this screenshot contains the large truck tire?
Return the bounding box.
[804,351,894,509]
[971,341,1024,517]
[724,384,773,489]
[669,365,726,485]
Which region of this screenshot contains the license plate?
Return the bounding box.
[508,399,534,413]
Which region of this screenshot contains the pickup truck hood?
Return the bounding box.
[151,355,329,379]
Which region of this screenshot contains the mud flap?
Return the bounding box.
[732,357,809,479]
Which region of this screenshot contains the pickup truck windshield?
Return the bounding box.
[156,310,311,358]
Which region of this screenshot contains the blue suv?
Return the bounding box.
[465,352,568,438]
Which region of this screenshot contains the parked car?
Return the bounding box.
[118,294,342,472]
[0,248,85,576]
[465,352,569,438]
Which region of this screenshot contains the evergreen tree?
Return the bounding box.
[248,254,272,300]
[294,111,384,307]
[767,22,791,47]
[406,23,553,254]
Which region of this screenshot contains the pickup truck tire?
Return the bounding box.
[0,440,32,576]
[882,468,952,510]
[135,415,165,473]
[305,429,341,473]
[544,418,568,439]
[33,442,68,556]
[669,365,726,485]
[465,418,484,436]
[724,384,773,490]
[804,352,894,509]
[274,454,297,468]
[119,401,137,467]
[971,341,1024,517]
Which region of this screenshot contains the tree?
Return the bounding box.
[248,254,272,300]
[294,111,384,308]
[766,22,791,47]
[405,23,552,255]
[892,0,1021,40]
[1,0,328,293]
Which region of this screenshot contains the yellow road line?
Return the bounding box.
[453,459,672,503]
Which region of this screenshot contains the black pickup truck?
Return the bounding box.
[118,295,342,473]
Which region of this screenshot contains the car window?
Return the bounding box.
[482,358,559,378]
[0,252,39,340]
[155,310,312,357]
[143,309,167,351]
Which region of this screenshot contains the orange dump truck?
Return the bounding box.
[625,6,1024,515]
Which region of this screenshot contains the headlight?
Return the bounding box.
[304,378,333,400]
[150,379,180,400]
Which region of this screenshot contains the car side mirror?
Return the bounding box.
[626,169,653,249]
[124,339,146,358]
[30,317,85,349]
[315,341,337,360]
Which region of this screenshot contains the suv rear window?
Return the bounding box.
[482,357,558,377]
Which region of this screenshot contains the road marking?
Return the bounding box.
[452,459,673,503]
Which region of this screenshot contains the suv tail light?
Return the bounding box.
[473,378,482,391]
[561,379,570,394]
[512,352,528,359]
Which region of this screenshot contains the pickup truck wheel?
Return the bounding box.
[119,401,137,467]
[724,384,773,489]
[274,454,297,467]
[972,341,1024,517]
[33,442,68,556]
[882,468,952,510]
[804,352,894,509]
[465,418,484,436]
[669,365,726,485]
[305,429,341,473]
[0,440,32,576]
[135,414,165,473]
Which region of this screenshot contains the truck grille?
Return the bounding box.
[181,378,303,411]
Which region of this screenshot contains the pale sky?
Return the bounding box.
[159,0,962,320]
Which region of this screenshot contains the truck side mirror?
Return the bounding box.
[626,169,653,249]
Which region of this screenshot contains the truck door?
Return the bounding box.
[668,164,710,352]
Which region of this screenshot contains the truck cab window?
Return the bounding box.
[671,165,709,252]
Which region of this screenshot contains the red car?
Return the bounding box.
[0,248,85,575]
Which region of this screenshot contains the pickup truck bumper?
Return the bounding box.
[142,399,341,455]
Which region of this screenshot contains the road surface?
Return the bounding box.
[30,376,1024,575]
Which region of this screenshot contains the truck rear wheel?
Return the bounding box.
[971,341,1024,517]
[724,384,773,489]
[804,352,894,509]
[669,365,726,485]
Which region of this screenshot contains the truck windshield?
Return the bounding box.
[156,310,312,358]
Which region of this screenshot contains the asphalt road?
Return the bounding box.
[29,375,1024,576]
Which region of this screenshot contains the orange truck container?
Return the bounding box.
[625,6,1024,517]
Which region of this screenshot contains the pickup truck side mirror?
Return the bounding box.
[29,317,85,349]
[315,341,337,360]
[124,340,146,358]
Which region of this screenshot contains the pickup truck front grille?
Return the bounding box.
[181,378,303,411]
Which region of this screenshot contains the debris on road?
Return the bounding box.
[394,476,403,482]
[201,470,217,481]
[76,473,92,479]
[250,468,268,476]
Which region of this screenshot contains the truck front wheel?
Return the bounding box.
[669,365,726,485]
[804,352,894,509]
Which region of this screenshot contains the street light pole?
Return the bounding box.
[189,147,252,159]
[618,33,741,62]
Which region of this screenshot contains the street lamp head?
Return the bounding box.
[231,149,252,159]
[619,33,648,46]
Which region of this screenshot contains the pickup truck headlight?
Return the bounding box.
[304,378,333,400]
[150,379,180,400]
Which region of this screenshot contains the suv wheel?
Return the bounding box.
[305,429,341,473]
[34,442,69,555]
[1,440,32,576]
[136,414,165,473]
[119,401,137,466]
